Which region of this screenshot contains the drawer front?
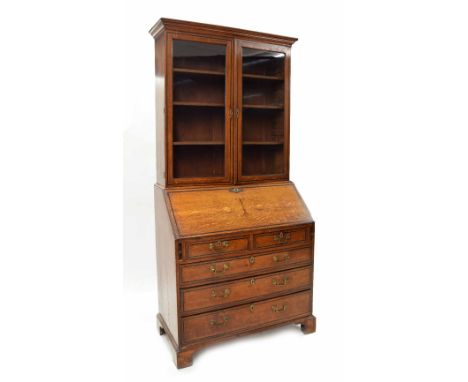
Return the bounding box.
[187,236,249,258]
[182,266,311,313]
[254,228,307,249]
[183,290,312,343]
[181,247,312,284]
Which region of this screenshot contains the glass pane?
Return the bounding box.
[172,39,226,179]
[242,48,284,76]
[242,48,285,176]
[173,40,226,72]
[242,145,284,175]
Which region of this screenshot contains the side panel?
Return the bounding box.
[155,186,178,344]
[155,33,166,187]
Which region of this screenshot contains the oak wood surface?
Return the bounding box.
[181,266,311,314]
[149,18,298,46]
[158,311,316,369]
[187,236,249,258]
[167,183,312,237]
[154,186,179,345]
[180,246,312,285]
[182,290,311,343]
[153,19,294,187]
[179,222,313,263]
[151,19,315,369]
[253,227,307,248]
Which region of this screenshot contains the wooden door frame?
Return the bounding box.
[234,40,291,183]
[166,32,234,186]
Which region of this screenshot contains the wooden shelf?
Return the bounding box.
[243,141,284,145]
[173,141,225,146]
[174,68,225,76]
[174,101,225,107]
[243,73,283,80]
[243,104,284,110]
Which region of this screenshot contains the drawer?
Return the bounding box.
[186,236,249,259]
[180,247,312,284]
[182,266,311,314]
[254,228,307,249]
[183,290,312,343]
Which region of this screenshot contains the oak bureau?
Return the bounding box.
[149,18,316,368]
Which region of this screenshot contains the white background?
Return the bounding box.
[1,0,468,381]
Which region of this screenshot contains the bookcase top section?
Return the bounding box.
[149,18,298,46]
[165,183,312,237]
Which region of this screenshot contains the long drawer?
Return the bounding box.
[181,266,311,314]
[182,290,312,343]
[180,246,312,285]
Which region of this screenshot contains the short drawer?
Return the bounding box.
[180,247,312,284]
[182,266,311,314]
[254,228,307,249]
[186,236,249,259]
[183,290,312,343]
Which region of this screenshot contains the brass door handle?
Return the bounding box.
[273,253,290,262]
[209,240,230,250]
[209,263,229,273]
[272,276,289,286]
[211,288,231,298]
[271,304,288,312]
[274,232,291,243]
[210,316,229,326]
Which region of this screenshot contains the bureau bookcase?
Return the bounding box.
[150,18,316,368]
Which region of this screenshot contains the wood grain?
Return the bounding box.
[151,19,315,369]
[149,18,298,46]
[253,227,307,248]
[167,183,312,236]
[182,290,311,343]
[187,236,249,258]
[182,266,311,314]
[154,186,179,345]
[180,246,312,285]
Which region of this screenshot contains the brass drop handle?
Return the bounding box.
[271,304,288,312]
[248,256,255,264]
[273,253,290,262]
[211,288,231,298]
[209,240,230,250]
[209,263,230,273]
[210,316,229,326]
[249,304,255,312]
[274,232,291,243]
[272,276,289,286]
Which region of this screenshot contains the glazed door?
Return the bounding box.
[235,40,290,182]
[167,33,233,185]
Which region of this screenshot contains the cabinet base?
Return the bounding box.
[157,313,316,369]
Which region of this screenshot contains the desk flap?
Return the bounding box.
[166,183,312,237]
